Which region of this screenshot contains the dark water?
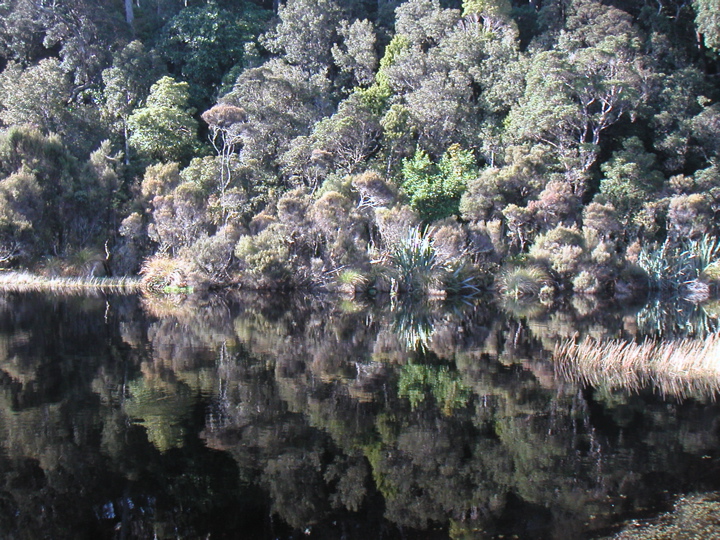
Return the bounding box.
[0,291,718,539]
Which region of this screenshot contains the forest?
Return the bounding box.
[0,0,719,300]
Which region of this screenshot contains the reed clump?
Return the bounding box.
[0,271,141,294]
[554,333,720,400]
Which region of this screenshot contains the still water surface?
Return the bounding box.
[0,291,718,539]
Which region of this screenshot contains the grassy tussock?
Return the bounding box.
[0,271,141,293]
[498,265,553,299]
[554,334,720,400]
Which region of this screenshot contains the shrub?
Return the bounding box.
[401,144,476,223]
[183,226,240,285]
[375,205,420,248]
[667,194,714,239]
[597,136,664,219]
[572,270,602,294]
[528,225,585,281]
[352,170,396,208]
[234,223,294,288]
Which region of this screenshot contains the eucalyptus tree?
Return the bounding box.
[394,0,460,49]
[201,103,248,223]
[31,0,119,85]
[0,59,71,135]
[157,1,271,107]
[0,126,99,256]
[223,58,335,176]
[0,0,45,64]
[280,92,382,187]
[0,169,42,265]
[331,18,378,88]
[101,41,165,165]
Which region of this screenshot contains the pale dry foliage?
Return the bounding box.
[0,271,140,294]
[554,334,720,400]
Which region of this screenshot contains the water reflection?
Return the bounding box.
[0,292,716,538]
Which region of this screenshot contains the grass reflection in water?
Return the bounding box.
[555,333,720,401]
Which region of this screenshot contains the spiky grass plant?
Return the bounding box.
[140,256,192,293]
[386,226,439,294]
[439,261,482,298]
[555,334,720,401]
[377,226,483,298]
[637,237,720,297]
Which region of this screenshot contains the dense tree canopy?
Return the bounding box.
[0,0,718,296]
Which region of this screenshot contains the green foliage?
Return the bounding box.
[357,34,410,112]
[693,0,720,52]
[158,2,270,105]
[124,377,194,452]
[101,40,165,151]
[401,145,477,223]
[127,76,199,163]
[598,137,664,219]
[398,363,471,414]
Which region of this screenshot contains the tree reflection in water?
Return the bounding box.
[0,291,716,538]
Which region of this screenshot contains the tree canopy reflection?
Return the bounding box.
[0,292,716,538]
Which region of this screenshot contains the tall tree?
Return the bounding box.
[0,59,70,134]
[127,76,199,163]
[158,1,271,106]
[101,41,165,165]
[262,0,344,72]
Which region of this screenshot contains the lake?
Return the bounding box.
[0,291,718,539]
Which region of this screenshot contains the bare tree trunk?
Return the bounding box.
[124,0,134,27]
